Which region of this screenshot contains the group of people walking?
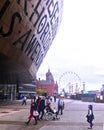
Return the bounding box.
[25,95,65,125]
[24,95,94,129]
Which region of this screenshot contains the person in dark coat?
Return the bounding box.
[86,105,94,129]
[36,96,41,120]
[25,98,38,125]
[38,96,45,120]
[54,95,56,102]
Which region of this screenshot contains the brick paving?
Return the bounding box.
[0,99,104,130]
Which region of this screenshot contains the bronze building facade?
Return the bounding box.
[0,0,63,101]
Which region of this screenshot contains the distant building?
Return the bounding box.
[36,69,58,96]
[18,83,36,99]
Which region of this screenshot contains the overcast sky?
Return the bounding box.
[37,0,104,92]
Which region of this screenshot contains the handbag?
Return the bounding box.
[34,110,39,116]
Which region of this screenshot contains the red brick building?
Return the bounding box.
[36,69,58,96]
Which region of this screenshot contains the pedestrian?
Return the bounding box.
[54,95,56,102]
[38,96,45,120]
[57,97,64,115]
[45,96,51,106]
[22,96,27,105]
[36,96,41,120]
[86,105,94,129]
[25,98,38,125]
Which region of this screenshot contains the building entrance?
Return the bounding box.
[0,84,17,101]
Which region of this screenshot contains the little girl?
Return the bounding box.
[86,105,94,129]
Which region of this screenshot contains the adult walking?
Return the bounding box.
[57,97,64,115]
[38,96,45,120]
[22,96,27,105]
[86,105,94,129]
[54,95,56,102]
[25,98,38,125]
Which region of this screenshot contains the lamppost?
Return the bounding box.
[83,82,86,92]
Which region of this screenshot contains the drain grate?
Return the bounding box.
[1,111,9,113]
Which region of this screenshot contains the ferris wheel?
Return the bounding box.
[58,71,81,94]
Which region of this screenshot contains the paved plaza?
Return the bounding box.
[0,99,104,130]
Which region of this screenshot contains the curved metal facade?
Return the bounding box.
[0,0,63,83]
